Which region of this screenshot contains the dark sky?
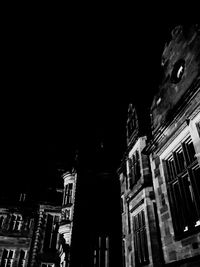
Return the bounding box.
[1,12,187,192]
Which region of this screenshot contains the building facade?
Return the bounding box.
[0,168,77,267]
[118,104,163,267]
[144,24,200,266]
[0,194,35,267]
[59,170,77,267]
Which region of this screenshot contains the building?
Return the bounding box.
[144,24,200,266]
[59,169,77,267]
[0,193,36,267]
[118,104,163,267]
[0,152,121,267]
[0,188,63,267]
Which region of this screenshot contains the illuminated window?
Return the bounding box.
[9,215,23,231]
[1,249,15,267]
[163,135,200,237]
[64,183,73,205]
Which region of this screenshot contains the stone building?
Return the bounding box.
[0,188,63,267]
[118,104,163,267]
[144,24,200,266]
[59,170,77,267]
[0,156,121,267]
[0,193,36,267]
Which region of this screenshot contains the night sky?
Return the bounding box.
[1,11,190,193]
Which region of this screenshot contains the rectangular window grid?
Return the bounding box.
[9,215,23,231]
[1,249,15,267]
[64,183,73,205]
[163,135,200,237]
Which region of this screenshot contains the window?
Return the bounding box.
[128,150,141,189]
[0,215,5,229]
[9,215,23,231]
[19,193,26,202]
[133,210,149,266]
[196,121,200,137]
[43,214,60,251]
[64,183,73,205]
[163,136,200,237]
[18,250,26,267]
[1,249,15,267]
[127,106,137,139]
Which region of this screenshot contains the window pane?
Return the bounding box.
[43,215,54,251]
[172,182,186,233]
[176,148,185,173]
[185,139,196,163]
[133,211,149,266]
[181,175,199,227]
[196,121,200,137]
[190,166,200,217]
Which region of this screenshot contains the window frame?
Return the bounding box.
[196,121,200,137]
[43,213,60,251]
[161,132,200,239]
[9,214,23,231]
[1,249,15,267]
[18,250,27,267]
[64,183,73,205]
[132,209,149,266]
[128,149,141,189]
[0,215,6,229]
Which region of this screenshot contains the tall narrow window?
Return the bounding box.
[105,236,109,267]
[0,215,5,229]
[128,158,133,189]
[18,250,26,267]
[128,150,141,189]
[196,121,200,137]
[64,183,73,205]
[133,150,141,182]
[163,135,200,237]
[1,249,15,267]
[43,214,60,251]
[133,210,149,266]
